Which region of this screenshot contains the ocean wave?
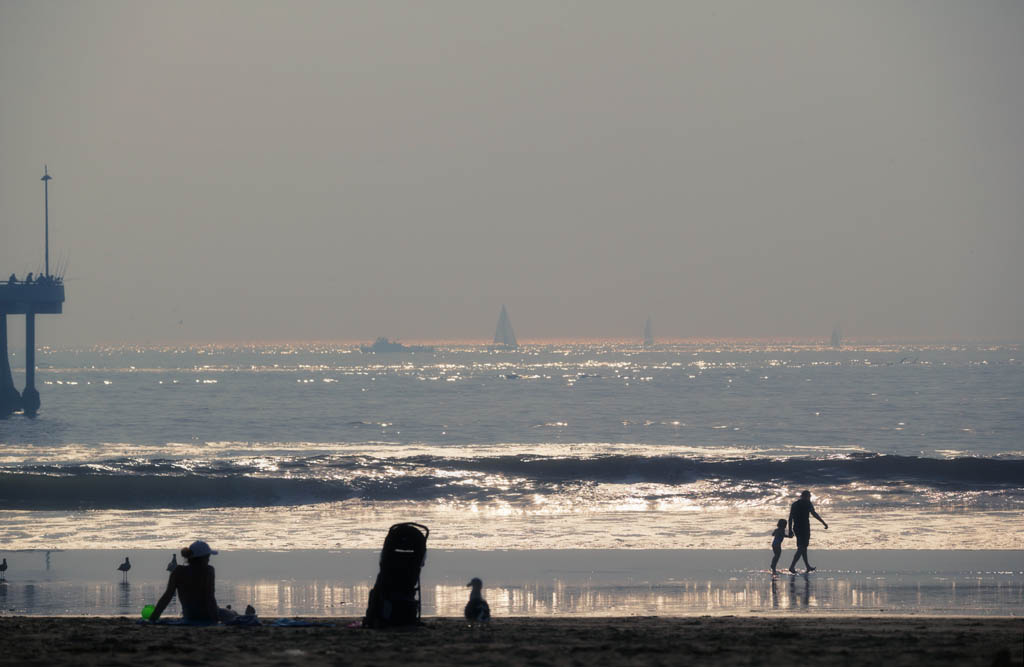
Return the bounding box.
[0,472,443,510]
[1,453,1021,510]
[404,452,1024,486]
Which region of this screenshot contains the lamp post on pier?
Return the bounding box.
[42,165,52,278]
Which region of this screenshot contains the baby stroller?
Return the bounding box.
[363,522,429,627]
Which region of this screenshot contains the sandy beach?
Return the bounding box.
[0,616,1020,666]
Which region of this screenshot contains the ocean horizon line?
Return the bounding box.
[22,338,1024,351]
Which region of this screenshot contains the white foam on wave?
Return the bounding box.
[0,440,874,467]
[1,501,1021,551]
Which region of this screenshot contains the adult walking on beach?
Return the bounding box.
[788,490,827,573]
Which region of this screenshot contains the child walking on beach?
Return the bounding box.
[770,519,791,574]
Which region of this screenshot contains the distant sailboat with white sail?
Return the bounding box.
[492,305,518,349]
[643,316,654,348]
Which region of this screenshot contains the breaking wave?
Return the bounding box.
[1,453,1021,510]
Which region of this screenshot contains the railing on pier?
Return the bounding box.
[0,281,65,315]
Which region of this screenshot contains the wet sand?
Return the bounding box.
[3,549,1021,617]
[0,616,1020,666]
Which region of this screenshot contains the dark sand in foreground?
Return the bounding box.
[1,616,1021,666]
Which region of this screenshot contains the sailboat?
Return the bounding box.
[491,305,518,350]
[643,317,654,348]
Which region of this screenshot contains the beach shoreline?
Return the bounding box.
[1,549,1021,618]
[0,616,1020,666]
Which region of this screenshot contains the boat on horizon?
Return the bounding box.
[360,337,434,354]
[490,305,518,350]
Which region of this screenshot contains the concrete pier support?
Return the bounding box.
[22,311,40,415]
[1,279,63,416]
[0,313,22,415]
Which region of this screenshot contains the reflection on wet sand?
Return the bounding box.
[0,550,1020,617]
[434,574,1020,616]
[790,574,811,609]
[0,574,1019,617]
[235,581,369,618]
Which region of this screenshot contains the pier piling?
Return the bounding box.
[22,312,40,414]
[0,313,22,415]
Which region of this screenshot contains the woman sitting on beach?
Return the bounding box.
[150,540,237,624]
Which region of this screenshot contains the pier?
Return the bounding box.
[1,167,66,416]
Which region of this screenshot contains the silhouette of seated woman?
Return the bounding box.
[150,540,243,624]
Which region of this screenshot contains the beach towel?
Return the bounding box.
[224,614,261,626]
[138,618,217,626]
[271,618,335,627]
[140,617,334,628]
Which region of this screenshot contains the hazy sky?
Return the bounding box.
[2,1,1022,345]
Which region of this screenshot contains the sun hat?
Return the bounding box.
[184,540,218,559]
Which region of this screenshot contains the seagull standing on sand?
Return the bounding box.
[167,553,178,572]
[117,557,131,583]
[464,577,491,626]
[0,558,7,581]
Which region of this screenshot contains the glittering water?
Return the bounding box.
[1,342,1022,550]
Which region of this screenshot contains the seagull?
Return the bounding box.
[464,577,490,626]
[0,558,7,581]
[117,557,131,583]
[166,553,178,572]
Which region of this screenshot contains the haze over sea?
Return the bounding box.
[3,0,1023,628]
[2,340,1021,552]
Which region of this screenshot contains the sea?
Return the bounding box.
[1,341,1022,616]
